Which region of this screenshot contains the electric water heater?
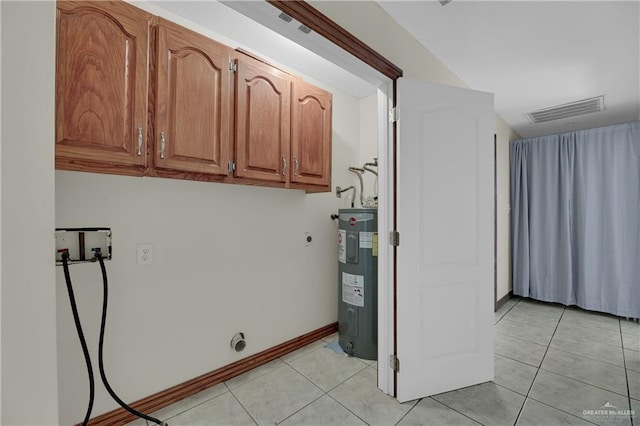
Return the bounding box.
[337,208,378,360]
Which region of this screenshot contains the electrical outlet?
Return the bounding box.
[136,244,153,265]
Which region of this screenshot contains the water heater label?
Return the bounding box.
[372,233,378,257]
[338,230,346,263]
[359,232,373,249]
[342,272,365,307]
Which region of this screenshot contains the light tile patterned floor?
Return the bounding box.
[128,298,639,425]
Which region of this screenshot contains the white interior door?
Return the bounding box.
[395,79,495,402]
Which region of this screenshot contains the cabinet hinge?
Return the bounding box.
[228,160,236,173]
[389,354,400,373]
[389,230,400,247]
[389,107,398,123]
[229,60,237,73]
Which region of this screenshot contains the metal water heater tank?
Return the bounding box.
[337,208,377,360]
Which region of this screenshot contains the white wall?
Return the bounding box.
[55,47,362,426]
[1,1,59,424]
[311,1,521,300]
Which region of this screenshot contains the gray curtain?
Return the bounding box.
[511,121,640,318]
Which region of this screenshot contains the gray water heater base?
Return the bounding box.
[337,208,378,360]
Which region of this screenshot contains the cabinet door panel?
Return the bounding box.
[291,81,332,186]
[56,1,150,167]
[235,55,291,182]
[155,20,232,175]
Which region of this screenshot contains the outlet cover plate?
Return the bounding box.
[136,244,153,265]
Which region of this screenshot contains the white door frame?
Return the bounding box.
[376,81,395,396]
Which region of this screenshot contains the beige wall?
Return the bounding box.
[1,1,59,424]
[311,1,521,300]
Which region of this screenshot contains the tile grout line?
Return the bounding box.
[494,298,521,324]
[494,299,588,422]
[226,386,260,426]
[533,323,631,399]
[523,395,600,426]
[537,363,631,399]
[394,397,482,426]
[493,352,543,370]
[494,329,554,347]
[504,303,634,425]
[229,362,324,425]
[545,342,627,369]
[493,379,612,425]
[285,349,370,394]
[392,396,425,426]
[512,304,566,426]
[491,380,532,398]
[494,331,550,348]
[225,359,288,392]
[277,351,370,424]
[274,393,327,425]
[324,392,372,425]
[223,342,375,425]
[392,403,415,426]
[140,383,234,424]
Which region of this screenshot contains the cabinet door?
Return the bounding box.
[56,1,150,169]
[235,54,291,183]
[154,19,232,176]
[291,80,332,187]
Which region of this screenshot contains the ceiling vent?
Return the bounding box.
[527,96,605,124]
[298,24,311,34]
[278,12,293,23]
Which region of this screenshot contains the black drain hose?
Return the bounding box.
[62,252,166,425]
[95,254,166,426]
[62,254,94,426]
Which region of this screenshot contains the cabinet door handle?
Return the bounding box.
[282,156,287,175]
[160,132,166,159]
[137,127,143,156]
[294,157,299,176]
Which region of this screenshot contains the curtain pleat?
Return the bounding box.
[510,121,640,318]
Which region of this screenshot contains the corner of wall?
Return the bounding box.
[494,114,518,298]
[1,1,59,424]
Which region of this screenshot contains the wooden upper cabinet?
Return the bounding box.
[154,19,232,176]
[291,80,332,187]
[55,0,151,171]
[234,54,291,183]
[55,1,332,190]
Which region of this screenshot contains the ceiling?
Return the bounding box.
[149,1,638,139]
[148,1,379,98]
[377,0,640,138]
